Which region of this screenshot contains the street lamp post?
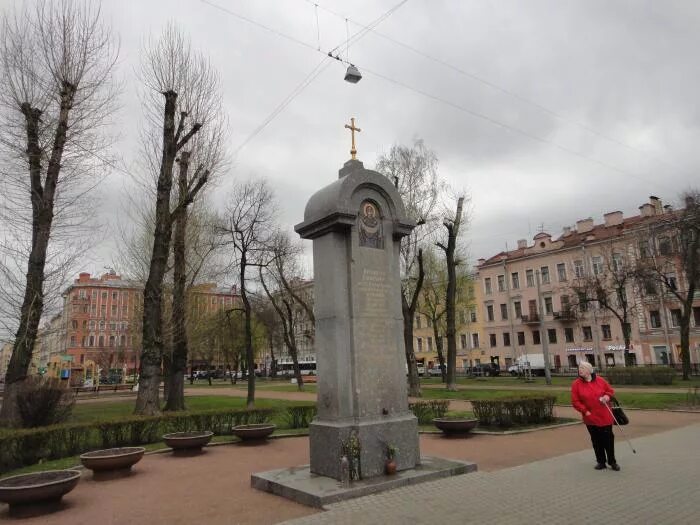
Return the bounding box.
[535,270,553,385]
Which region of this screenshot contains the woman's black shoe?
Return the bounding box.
[609,463,621,471]
[594,463,607,470]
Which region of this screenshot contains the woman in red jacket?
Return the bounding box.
[571,361,620,471]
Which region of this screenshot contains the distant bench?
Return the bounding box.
[302,375,317,384]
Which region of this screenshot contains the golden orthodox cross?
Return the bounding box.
[344,117,361,160]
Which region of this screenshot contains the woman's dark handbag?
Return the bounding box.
[610,397,629,425]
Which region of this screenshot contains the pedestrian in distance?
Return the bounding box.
[571,361,620,471]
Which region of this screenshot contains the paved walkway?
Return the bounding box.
[282,423,700,525]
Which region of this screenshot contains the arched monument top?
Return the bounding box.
[295,159,415,240]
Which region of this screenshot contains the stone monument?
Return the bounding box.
[250,119,475,507]
[294,118,419,479]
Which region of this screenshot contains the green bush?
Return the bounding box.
[16,377,76,428]
[471,396,555,428]
[283,406,317,429]
[604,367,675,386]
[409,400,450,424]
[0,407,274,475]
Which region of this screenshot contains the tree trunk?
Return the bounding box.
[680,317,691,380]
[402,296,421,397]
[0,87,75,426]
[433,323,446,383]
[442,197,464,392]
[165,152,190,411]
[135,91,179,416]
[240,252,255,408]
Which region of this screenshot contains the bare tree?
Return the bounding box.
[220,179,276,408]
[259,233,313,391]
[376,139,442,397]
[568,242,639,368]
[420,248,474,382]
[0,0,118,426]
[436,195,467,391]
[135,25,219,415]
[635,192,700,380]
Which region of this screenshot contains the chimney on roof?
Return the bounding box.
[649,196,663,215]
[477,258,486,266]
[639,203,655,217]
[562,226,571,236]
[603,211,623,227]
[663,204,673,213]
[576,218,595,233]
[77,272,91,282]
[516,239,527,249]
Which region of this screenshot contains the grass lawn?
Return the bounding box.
[71,396,313,423]
[420,375,700,389]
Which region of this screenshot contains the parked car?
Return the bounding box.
[470,363,501,377]
[416,365,426,376]
[428,366,445,377]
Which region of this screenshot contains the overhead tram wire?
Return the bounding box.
[305,0,686,177]
[200,0,410,157]
[201,0,658,188]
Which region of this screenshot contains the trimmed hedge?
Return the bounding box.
[0,407,274,475]
[409,400,450,424]
[471,396,555,428]
[282,406,317,429]
[604,367,675,386]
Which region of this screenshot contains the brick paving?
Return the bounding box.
[282,423,700,525]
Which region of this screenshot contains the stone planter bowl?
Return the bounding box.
[433,418,479,436]
[80,447,145,480]
[0,470,81,516]
[232,424,276,442]
[163,431,213,455]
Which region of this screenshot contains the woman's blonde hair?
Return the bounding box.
[578,361,594,373]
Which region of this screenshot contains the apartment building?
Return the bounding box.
[477,196,700,370]
[413,277,486,370]
[61,271,240,380]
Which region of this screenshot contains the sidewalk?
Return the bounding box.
[282,423,700,525]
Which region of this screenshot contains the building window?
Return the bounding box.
[557,263,567,282]
[540,266,550,284]
[427,337,433,351]
[657,236,673,256]
[578,292,588,312]
[517,331,525,346]
[98,335,104,347]
[560,295,570,312]
[497,275,505,292]
[91,304,97,315]
[667,274,678,291]
[503,332,511,346]
[109,335,115,347]
[415,315,421,329]
[487,305,494,322]
[417,338,423,353]
[460,310,467,324]
[582,326,593,341]
[694,307,700,327]
[601,324,612,340]
[92,290,97,300]
[511,272,520,289]
[472,333,480,348]
[592,256,603,276]
[70,335,76,346]
[526,269,534,287]
[574,260,585,278]
[112,291,118,301]
[670,309,681,327]
[500,303,508,320]
[532,330,541,345]
[460,334,467,349]
[547,328,557,344]
[89,335,95,347]
[564,327,574,343]
[101,304,106,315]
[514,301,522,319]
[111,305,117,316]
[484,278,492,295]
[470,309,477,323]
[544,297,553,315]
[489,333,497,347]
[612,253,624,272]
[101,291,107,300]
[120,335,126,347]
[71,320,78,329]
[427,317,433,328]
[649,310,662,328]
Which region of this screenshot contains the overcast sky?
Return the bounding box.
[71,0,700,275]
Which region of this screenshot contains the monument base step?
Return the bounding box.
[250,456,477,509]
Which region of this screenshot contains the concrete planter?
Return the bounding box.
[163,431,213,455]
[232,424,276,442]
[433,418,479,436]
[80,447,145,480]
[0,470,81,516]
